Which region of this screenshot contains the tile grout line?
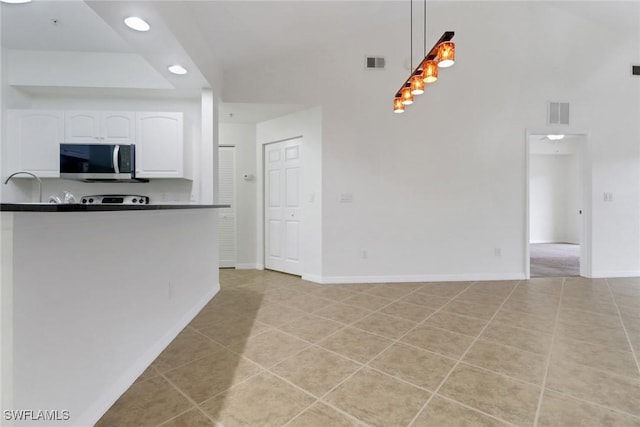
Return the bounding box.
[313,281,482,426]
[269,283,438,426]
[531,277,566,427]
[156,370,231,427]
[406,280,523,427]
[434,393,521,427]
[265,282,475,426]
[604,278,640,377]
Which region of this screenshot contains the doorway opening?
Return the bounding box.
[526,132,590,278]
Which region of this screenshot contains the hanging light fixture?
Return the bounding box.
[393,0,455,113]
[401,86,414,105]
[410,74,425,95]
[437,41,455,67]
[422,59,438,83]
[393,98,405,113]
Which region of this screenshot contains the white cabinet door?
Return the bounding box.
[65,111,135,144]
[65,111,101,143]
[135,112,184,178]
[102,112,135,144]
[7,110,63,178]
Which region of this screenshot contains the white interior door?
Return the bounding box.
[264,139,302,275]
[218,146,236,268]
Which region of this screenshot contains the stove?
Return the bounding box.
[80,195,150,205]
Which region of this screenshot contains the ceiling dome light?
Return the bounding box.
[546,134,565,141]
[437,41,455,68]
[422,60,439,83]
[393,98,405,113]
[124,16,150,32]
[410,75,425,95]
[1,0,32,3]
[168,65,188,75]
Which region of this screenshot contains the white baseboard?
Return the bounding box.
[81,283,220,427]
[235,264,265,270]
[590,271,640,279]
[235,263,260,270]
[303,273,526,284]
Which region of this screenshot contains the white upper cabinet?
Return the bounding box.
[7,110,63,178]
[65,111,135,144]
[135,112,184,178]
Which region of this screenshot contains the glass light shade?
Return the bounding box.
[0,0,32,3]
[422,60,439,83]
[393,98,405,113]
[401,87,414,105]
[437,41,455,68]
[410,75,425,95]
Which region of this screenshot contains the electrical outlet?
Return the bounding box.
[494,247,502,257]
[361,250,368,259]
[604,192,614,202]
[340,193,353,203]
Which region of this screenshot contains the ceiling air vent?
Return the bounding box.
[365,56,385,70]
[548,101,570,125]
[632,65,640,76]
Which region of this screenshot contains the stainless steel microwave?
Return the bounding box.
[60,144,148,182]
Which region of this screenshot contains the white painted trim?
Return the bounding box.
[590,271,640,279]
[524,128,592,279]
[303,273,526,284]
[235,263,262,270]
[80,283,220,427]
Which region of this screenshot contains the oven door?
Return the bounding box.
[60,144,133,180]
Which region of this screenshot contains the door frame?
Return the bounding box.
[524,128,592,278]
[260,136,304,274]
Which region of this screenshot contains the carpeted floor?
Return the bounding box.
[530,243,580,277]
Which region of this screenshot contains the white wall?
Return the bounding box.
[1,48,32,203]
[8,210,219,427]
[219,123,258,268]
[223,1,640,280]
[256,108,323,280]
[530,154,581,244]
[6,50,172,89]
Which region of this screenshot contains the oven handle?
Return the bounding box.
[113,145,120,174]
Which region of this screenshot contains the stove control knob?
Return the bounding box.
[89,198,94,203]
[139,199,145,204]
[132,198,137,203]
[82,199,87,204]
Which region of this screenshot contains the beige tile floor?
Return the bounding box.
[97,271,640,427]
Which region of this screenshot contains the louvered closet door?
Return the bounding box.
[218,147,236,268]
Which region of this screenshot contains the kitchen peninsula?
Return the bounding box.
[1,205,226,426]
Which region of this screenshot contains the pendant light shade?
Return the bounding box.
[393,98,405,113]
[421,60,439,83]
[410,75,425,95]
[401,86,414,105]
[437,41,455,68]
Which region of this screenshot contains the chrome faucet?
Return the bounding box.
[4,171,42,203]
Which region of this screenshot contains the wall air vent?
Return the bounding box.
[548,101,570,125]
[365,56,386,70]
[633,65,640,76]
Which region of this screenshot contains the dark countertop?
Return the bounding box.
[1,203,230,212]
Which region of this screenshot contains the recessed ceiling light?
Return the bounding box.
[0,0,32,3]
[168,65,188,75]
[124,16,150,32]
